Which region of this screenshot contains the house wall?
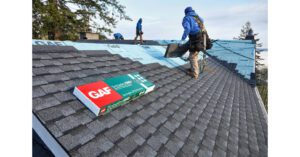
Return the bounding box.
[85,33,99,40]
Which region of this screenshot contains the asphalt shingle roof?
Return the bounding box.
[32,45,267,157]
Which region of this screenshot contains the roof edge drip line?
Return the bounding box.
[254,87,268,122]
[32,113,69,157]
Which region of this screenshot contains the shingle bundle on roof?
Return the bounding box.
[32,44,267,157]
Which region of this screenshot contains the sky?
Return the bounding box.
[109,0,268,48]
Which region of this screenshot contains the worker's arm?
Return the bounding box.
[181,18,191,40]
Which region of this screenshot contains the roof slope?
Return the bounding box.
[32,45,267,157]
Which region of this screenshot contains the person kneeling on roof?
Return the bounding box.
[134,18,143,44]
[113,33,124,40]
[181,7,207,79]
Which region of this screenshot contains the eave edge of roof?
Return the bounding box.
[32,113,69,157]
[254,87,268,122]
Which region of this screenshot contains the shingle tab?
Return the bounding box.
[55,115,82,132]
[47,123,63,138]
[86,120,106,135]
[33,67,50,75]
[102,147,127,157]
[33,76,48,86]
[124,114,145,129]
[43,73,70,83]
[104,123,132,143]
[157,148,175,157]
[117,135,139,155]
[41,84,60,94]
[77,140,103,157]
[111,107,132,121]
[136,123,156,139]
[94,135,114,152]
[33,95,61,111]
[33,86,46,98]
[54,91,75,102]
[165,136,184,155]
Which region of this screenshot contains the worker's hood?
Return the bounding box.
[185,8,198,17]
[138,18,142,24]
[184,7,194,15]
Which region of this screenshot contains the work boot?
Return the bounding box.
[191,73,199,79]
[187,70,199,79]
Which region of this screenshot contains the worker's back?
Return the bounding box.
[183,8,203,34]
[113,33,124,40]
[136,18,142,31]
[181,7,204,41]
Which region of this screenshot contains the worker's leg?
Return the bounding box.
[134,36,138,44]
[202,32,207,69]
[202,51,207,70]
[140,35,143,44]
[189,51,199,79]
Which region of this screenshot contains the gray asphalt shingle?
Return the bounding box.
[32,45,268,157]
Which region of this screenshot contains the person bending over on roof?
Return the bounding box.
[181,7,207,79]
[114,33,124,40]
[134,18,143,44]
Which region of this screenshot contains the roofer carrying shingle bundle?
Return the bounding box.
[134,18,143,44]
[113,33,124,40]
[181,7,208,79]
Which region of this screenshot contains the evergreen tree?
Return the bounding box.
[32,0,131,40]
[235,21,252,40]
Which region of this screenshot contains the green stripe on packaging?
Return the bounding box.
[102,72,155,114]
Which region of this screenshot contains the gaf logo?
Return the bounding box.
[32,40,66,46]
[88,87,111,99]
[73,81,123,115]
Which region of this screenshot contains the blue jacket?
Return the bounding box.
[181,9,204,40]
[113,33,123,39]
[136,18,142,31]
